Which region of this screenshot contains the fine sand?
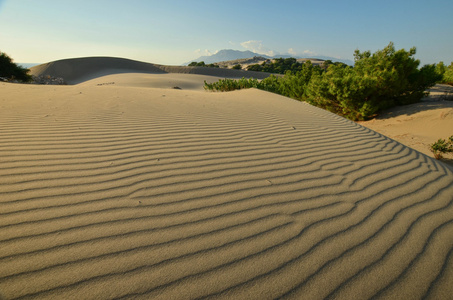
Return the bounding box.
[1,58,453,299]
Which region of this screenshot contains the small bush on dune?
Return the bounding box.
[430,136,453,159]
[0,51,32,82]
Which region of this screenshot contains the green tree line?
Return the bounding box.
[205,42,444,121]
[188,61,219,68]
[246,57,347,74]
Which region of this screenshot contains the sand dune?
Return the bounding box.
[78,72,237,91]
[29,57,273,84]
[1,73,453,299]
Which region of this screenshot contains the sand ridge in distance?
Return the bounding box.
[29,56,274,84]
[1,59,453,299]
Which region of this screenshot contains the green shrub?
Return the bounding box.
[0,51,32,82]
[305,64,379,120]
[259,75,282,94]
[306,42,439,120]
[353,42,438,106]
[279,62,322,100]
[430,136,453,159]
[232,64,242,70]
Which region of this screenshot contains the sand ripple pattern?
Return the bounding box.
[1,87,453,299]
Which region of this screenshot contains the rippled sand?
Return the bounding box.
[1,60,452,299]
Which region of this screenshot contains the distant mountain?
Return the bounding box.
[185,49,272,65]
[18,63,41,69]
[185,49,353,66]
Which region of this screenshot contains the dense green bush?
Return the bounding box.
[0,51,32,82]
[305,64,374,120]
[278,62,322,100]
[232,64,242,70]
[306,42,440,120]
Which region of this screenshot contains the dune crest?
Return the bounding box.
[30,56,273,84]
[1,78,453,299]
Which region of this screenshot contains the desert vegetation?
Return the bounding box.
[205,42,441,121]
[430,135,453,159]
[0,51,32,82]
[204,61,320,96]
[435,61,453,85]
[188,61,219,68]
[204,77,278,92]
[246,57,346,74]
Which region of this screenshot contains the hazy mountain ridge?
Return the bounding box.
[185,50,271,65]
[185,49,353,66]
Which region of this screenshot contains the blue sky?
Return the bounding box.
[1,0,452,65]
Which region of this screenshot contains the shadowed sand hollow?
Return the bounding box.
[359,84,453,169]
[1,59,453,299]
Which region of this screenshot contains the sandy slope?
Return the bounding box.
[1,72,453,299]
[78,73,234,91]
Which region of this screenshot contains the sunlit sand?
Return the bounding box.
[1,57,452,299]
